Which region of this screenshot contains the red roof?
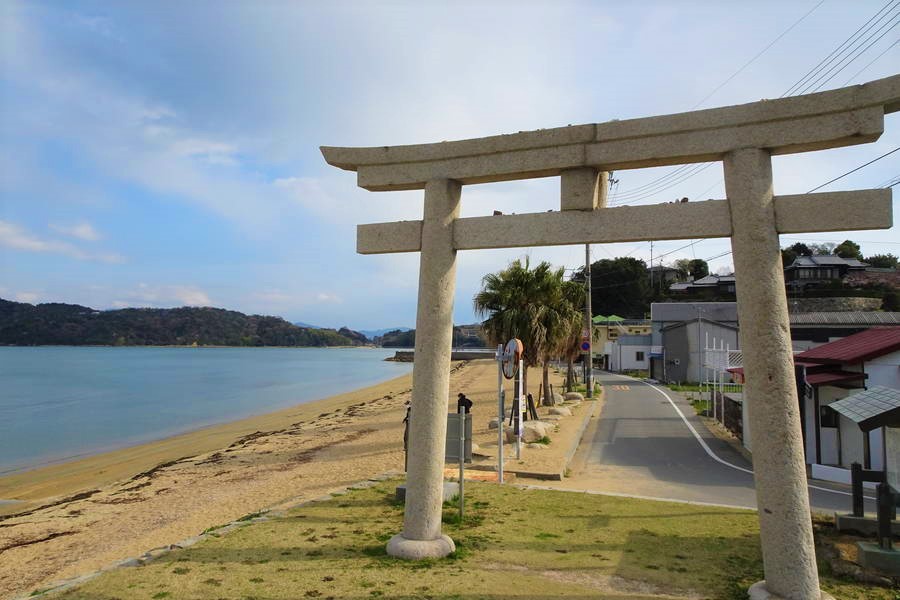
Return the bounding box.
[795,327,900,365]
[805,371,866,386]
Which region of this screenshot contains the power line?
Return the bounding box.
[806,146,900,192]
[797,11,899,94]
[841,37,899,86]
[782,0,898,96]
[690,0,825,109]
[612,2,897,206]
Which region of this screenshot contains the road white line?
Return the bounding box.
[605,373,870,500]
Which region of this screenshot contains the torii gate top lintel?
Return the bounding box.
[322,74,900,192]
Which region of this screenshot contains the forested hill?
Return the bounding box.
[0,299,370,347]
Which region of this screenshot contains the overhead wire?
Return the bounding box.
[784,0,898,96]
[612,1,895,206]
[610,1,827,205]
[841,38,900,86]
[796,10,900,94]
[805,146,900,192]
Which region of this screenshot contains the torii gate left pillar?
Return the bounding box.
[323,75,899,599]
[387,179,461,559]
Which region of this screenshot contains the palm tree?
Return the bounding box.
[474,258,577,404]
[475,258,546,395]
[557,280,587,394]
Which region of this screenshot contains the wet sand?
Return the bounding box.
[0,359,503,599]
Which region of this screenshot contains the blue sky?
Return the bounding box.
[1,0,898,330]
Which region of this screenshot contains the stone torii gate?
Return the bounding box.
[322,75,898,600]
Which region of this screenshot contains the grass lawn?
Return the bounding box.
[55,482,893,600]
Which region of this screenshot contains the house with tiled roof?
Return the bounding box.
[793,327,900,483]
[784,254,868,292]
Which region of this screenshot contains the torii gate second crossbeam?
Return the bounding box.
[322,75,899,600]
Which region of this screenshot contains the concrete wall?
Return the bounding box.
[887,427,899,490]
[609,343,651,372]
[786,297,882,313]
[866,350,900,389]
[819,386,848,466]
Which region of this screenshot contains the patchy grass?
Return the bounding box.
[54,482,894,600]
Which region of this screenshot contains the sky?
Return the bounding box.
[1,0,898,330]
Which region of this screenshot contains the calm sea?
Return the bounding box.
[0,346,412,475]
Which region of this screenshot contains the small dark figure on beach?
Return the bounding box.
[457,393,472,414]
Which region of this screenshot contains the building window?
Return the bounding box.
[820,405,839,428]
[636,351,645,361]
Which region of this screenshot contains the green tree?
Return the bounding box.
[865,253,898,269]
[834,239,863,260]
[687,259,709,280]
[809,242,837,256]
[781,242,813,266]
[558,280,587,393]
[474,259,572,402]
[574,257,650,319]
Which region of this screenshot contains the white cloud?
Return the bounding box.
[113,284,212,308]
[49,221,101,241]
[14,291,41,303]
[0,220,124,263]
[315,292,342,304]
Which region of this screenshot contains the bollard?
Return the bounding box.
[851,462,864,518]
[876,483,894,551]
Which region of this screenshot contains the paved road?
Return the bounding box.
[564,371,873,513]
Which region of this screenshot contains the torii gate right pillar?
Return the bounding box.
[726,148,830,600]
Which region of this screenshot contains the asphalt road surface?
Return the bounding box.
[564,371,874,514]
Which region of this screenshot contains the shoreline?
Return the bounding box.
[0,370,414,512]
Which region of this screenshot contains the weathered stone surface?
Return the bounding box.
[388,179,461,559]
[323,76,899,190]
[552,392,565,404]
[561,168,603,211]
[549,406,572,417]
[727,148,820,599]
[386,533,455,560]
[564,392,584,401]
[774,188,891,233]
[359,189,891,255]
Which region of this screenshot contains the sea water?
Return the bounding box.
[0,346,412,474]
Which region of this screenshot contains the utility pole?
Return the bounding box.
[585,243,593,398]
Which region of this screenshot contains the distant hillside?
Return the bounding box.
[376,324,487,348]
[359,327,411,339]
[0,299,370,347]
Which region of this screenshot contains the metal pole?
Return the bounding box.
[585,244,593,398]
[458,406,465,520]
[496,344,504,484]
[516,358,523,459]
[697,307,703,384]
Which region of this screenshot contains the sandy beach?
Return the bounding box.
[0,358,523,599]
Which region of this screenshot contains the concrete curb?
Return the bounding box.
[563,398,598,474]
[13,471,405,600]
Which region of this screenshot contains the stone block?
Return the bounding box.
[395,482,459,504]
[856,542,900,575]
[835,513,900,537]
[564,392,584,401]
[549,406,572,416]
